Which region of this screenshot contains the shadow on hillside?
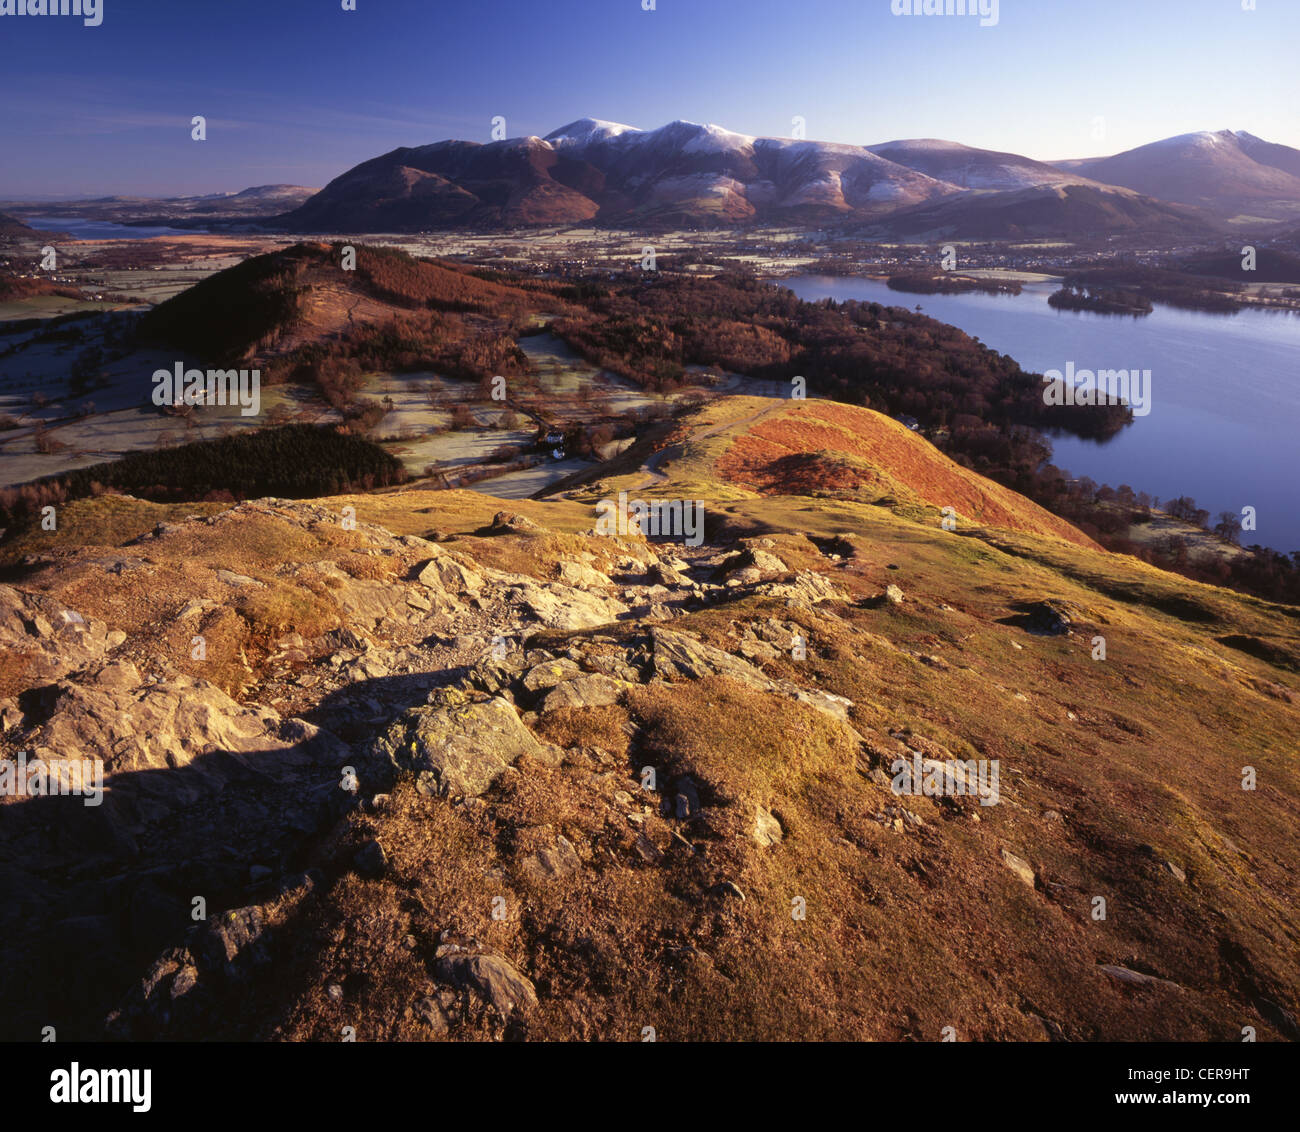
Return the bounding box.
[1216,633,1300,672]
[0,669,466,1041]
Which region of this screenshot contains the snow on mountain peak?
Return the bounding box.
[1153,130,1233,149]
[686,122,756,154]
[873,138,973,152]
[617,119,758,156]
[544,118,641,148]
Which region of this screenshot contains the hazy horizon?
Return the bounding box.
[1,0,1297,198]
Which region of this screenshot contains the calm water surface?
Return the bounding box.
[781,275,1300,553]
[26,216,202,239]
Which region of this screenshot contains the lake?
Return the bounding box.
[781,275,1300,554]
[25,216,203,239]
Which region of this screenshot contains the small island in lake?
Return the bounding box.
[887,272,1022,296]
[1048,285,1153,315]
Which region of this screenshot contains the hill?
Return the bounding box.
[1053,131,1300,222]
[0,394,1297,1042]
[867,138,1100,191]
[1179,246,1300,284]
[708,398,1099,549]
[0,186,319,229]
[134,241,567,399]
[0,211,40,240]
[137,241,554,362]
[865,182,1218,241]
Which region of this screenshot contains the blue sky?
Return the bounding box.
[2,0,1297,197]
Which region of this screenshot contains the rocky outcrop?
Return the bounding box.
[500,578,629,630]
[105,871,321,1039]
[751,570,844,606]
[31,661,333,777]
[557,559,613,589]
[649,627,855,726]
[0,584,124,687]
[537,672,626,713]
[373,696,544,797]
[434,951,538,1018]
[5,479,1289,1047]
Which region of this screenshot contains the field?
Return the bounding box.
[0,233,771,494]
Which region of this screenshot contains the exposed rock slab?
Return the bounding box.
[374,696,542,797]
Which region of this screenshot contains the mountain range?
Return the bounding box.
[274,118,1300,236]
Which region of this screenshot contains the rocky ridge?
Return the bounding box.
[1,471,1296,1042]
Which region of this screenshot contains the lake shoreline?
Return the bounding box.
[775,273,1300,554]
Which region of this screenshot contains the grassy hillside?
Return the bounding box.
[1,396,1295,1042]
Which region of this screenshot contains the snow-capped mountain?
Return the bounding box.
[274,119,1300,233]
[1051,130,1300,219]
[866,138,1100,192]
[277,117,958,231]
[543,117,641,148]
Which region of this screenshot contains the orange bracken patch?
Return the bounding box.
[715,401,1100,550]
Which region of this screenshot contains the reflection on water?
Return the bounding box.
[781,275,1300,553]
[26,216,203,239]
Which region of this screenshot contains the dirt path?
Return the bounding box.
[626,398,787,492]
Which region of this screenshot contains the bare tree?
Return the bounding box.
[1214,511,1242,545]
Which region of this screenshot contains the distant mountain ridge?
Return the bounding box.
[866,138,1102,192]
[865,183,1218,242]
[272,118,1300,234]
[1052,130,1300,221]
[278,117,957,232]
[0,185,320,229]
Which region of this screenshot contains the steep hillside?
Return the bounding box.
[0,212,41,240]
[867,183,1219,241]
[1,397,1296,1043]
[280,138,602,231]
[137,241,555,363]
[867,138,1100,191]
[1054,131,1300,222]
[708,398,1100,549]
